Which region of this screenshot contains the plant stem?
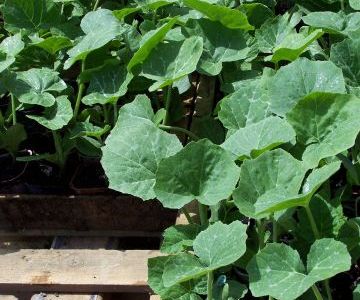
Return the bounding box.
[271,213,277,243]
[340,0,345,10]
[257,220,266,250]
[199,203,208,226]
[73,60,86,121]
[181,207,194,224]
[10,93,16,125]
[159,125,200,141]
[52,131,65,170]
[207,271,214,300]
[305,205,320,239]
[93,0,100,10]
[306,205,333,300]
[113,102,118,125]
[163,85,172,125]
[312,285,325,300]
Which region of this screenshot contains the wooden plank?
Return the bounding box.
[0,249,160,293]
[31,294,103,300]
[0,195,177,233]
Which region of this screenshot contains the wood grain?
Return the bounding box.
[0,249,160,293]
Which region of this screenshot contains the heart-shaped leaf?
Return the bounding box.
[154,139,240,209]
[141,36,203,91]
[287,92,360,167]
[101,95,182,200]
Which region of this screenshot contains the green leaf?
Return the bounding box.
[161,224,203,254]
[268,58,346,116]
[255,12,298,53]
[306,238,351,283]
[193,221,248,269]
[330,38,360,93]
[303,11,360,37]
[163,221,248,287]
[267,29,323,63]
[82,62,133,105]
[255,161,341,215]
[184,19,250,76]
[247,243,308,300]
[286,93,360,167]
[148,256,203,300]
[127,18,177,71]
[3,0,62,33]
[64,9,125,69]
[218,76,271,136]
[141,36,203,91]
[183,0,254,30]
[0,124,27,153]
[70,120,110,139]
[233,149,307,218]
[7,68,67,107]
[33,36,72,55]
[338,218,360,260]
[27,96,73,130]
[247,239,351,300]
[221,116,296,160]
[154,139,240,209]
[101,95,182,200]
[350,0,360,10]
[0,34,24,73]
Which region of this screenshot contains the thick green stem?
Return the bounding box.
[163,85,172,125]
[312,285,325,300]
[257,220,266,250]
[159,125,200,141]
[181,207,194,224]
[93,0,100,10]
[340,0,345,10]
[199,203,208,226]
[113,102,118,125]
[306,205,332,300]
[271,213,277,243]
[52,131,65,170]
[73,60,86,121]
[207,271,214,300]
[10,94,16,125]
[305,205,320,239]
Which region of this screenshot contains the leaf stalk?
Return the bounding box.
[207,271,214,300]
[10,93,16,125]
[159,125,200,141]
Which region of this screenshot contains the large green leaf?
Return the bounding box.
[355,284,360,300]
[330,38,360,94]
[255,12,298,53]
[247,239,351,300]
[64,9,125,69]
[154,139,240,209]
[221,116,296,160]
[0,124,27,154]
[33,36,72,55]
[161,224,203,254]
[82,62,133,105]
[233,149,307,218]
[141,36,203,91]
[101,95,182,200]
[0,34,24,73]
[127,18,177,71]
[286,93,360,167]
[163,221,248,287]
[218,76,271,136]
[255,161,341,215]
[350,0,360,10]
[7,68,67,107]
[303,11,360,37]
[268,58,346,116]
[267,29,323,63]
[27,96,73,130]
[183,0,254,30]
[3,0,62,33]
[193,221,248,269]
[148,256,203,300]
[184,18,250,75]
